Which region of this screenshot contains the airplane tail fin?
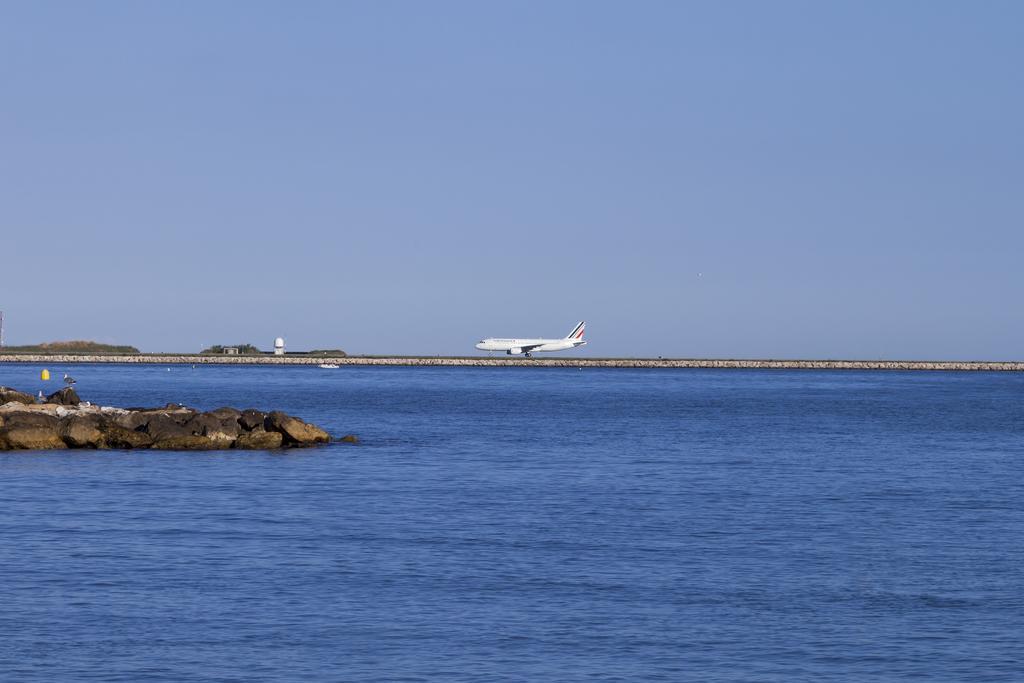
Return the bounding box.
[565,321,585,340]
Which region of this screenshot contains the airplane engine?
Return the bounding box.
[507,348,522,355]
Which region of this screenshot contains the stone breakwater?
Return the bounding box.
[0,386,337,451]
[1,354,1023,371]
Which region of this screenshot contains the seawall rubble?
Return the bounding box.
[0,386,337,451]
[1,354,1022,371]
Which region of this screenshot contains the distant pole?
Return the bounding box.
[0,310,4,347]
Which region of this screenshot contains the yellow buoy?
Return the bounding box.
[40,369,50,381]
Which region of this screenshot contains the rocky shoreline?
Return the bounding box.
[0,386,340,451]
[2,354,1024,371]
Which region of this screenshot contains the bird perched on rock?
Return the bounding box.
[63,373,76,386]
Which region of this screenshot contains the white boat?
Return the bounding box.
[318,363,340,369]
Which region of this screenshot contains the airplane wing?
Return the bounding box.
[517,344,545,353]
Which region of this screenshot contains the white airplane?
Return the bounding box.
[475,321,587,357]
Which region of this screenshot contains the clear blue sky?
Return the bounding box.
[2,1,1021,358]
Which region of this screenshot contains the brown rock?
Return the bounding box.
[183,413,218,435]
[45,387,81,406]
[209,407,242,422]
[3,413,64,449]
[112,408,194,430]
[166,408,198,424]
[0,401,330,451]
[144,414,191,441]
[151,435,221,450]
[215,418,240,439]
[5,427,66,449]
[0,387,36,405]
[264,411,330,446]
[184,413,238,446]
[60,415,105,448]
[1,403,60,415]
[339,434,359,444]
[215,425,239,445]
[3,412,60,430]
[238,409,266,431]
[103,425,154,449]
[234,430,284,449]
[111,411,150,431]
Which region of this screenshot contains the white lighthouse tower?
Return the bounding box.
[274,337,285,355]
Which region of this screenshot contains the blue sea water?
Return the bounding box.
[0,364,1022,682]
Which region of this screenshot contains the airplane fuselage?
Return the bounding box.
[475,322,588,356]
[475,338,586,354]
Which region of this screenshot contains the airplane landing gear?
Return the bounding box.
[524,352,533,358]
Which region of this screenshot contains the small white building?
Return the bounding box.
[274,337,285,355]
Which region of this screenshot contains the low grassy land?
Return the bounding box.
[306,349,348,357]
[200,344,263,355]
[1,340,140,354]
